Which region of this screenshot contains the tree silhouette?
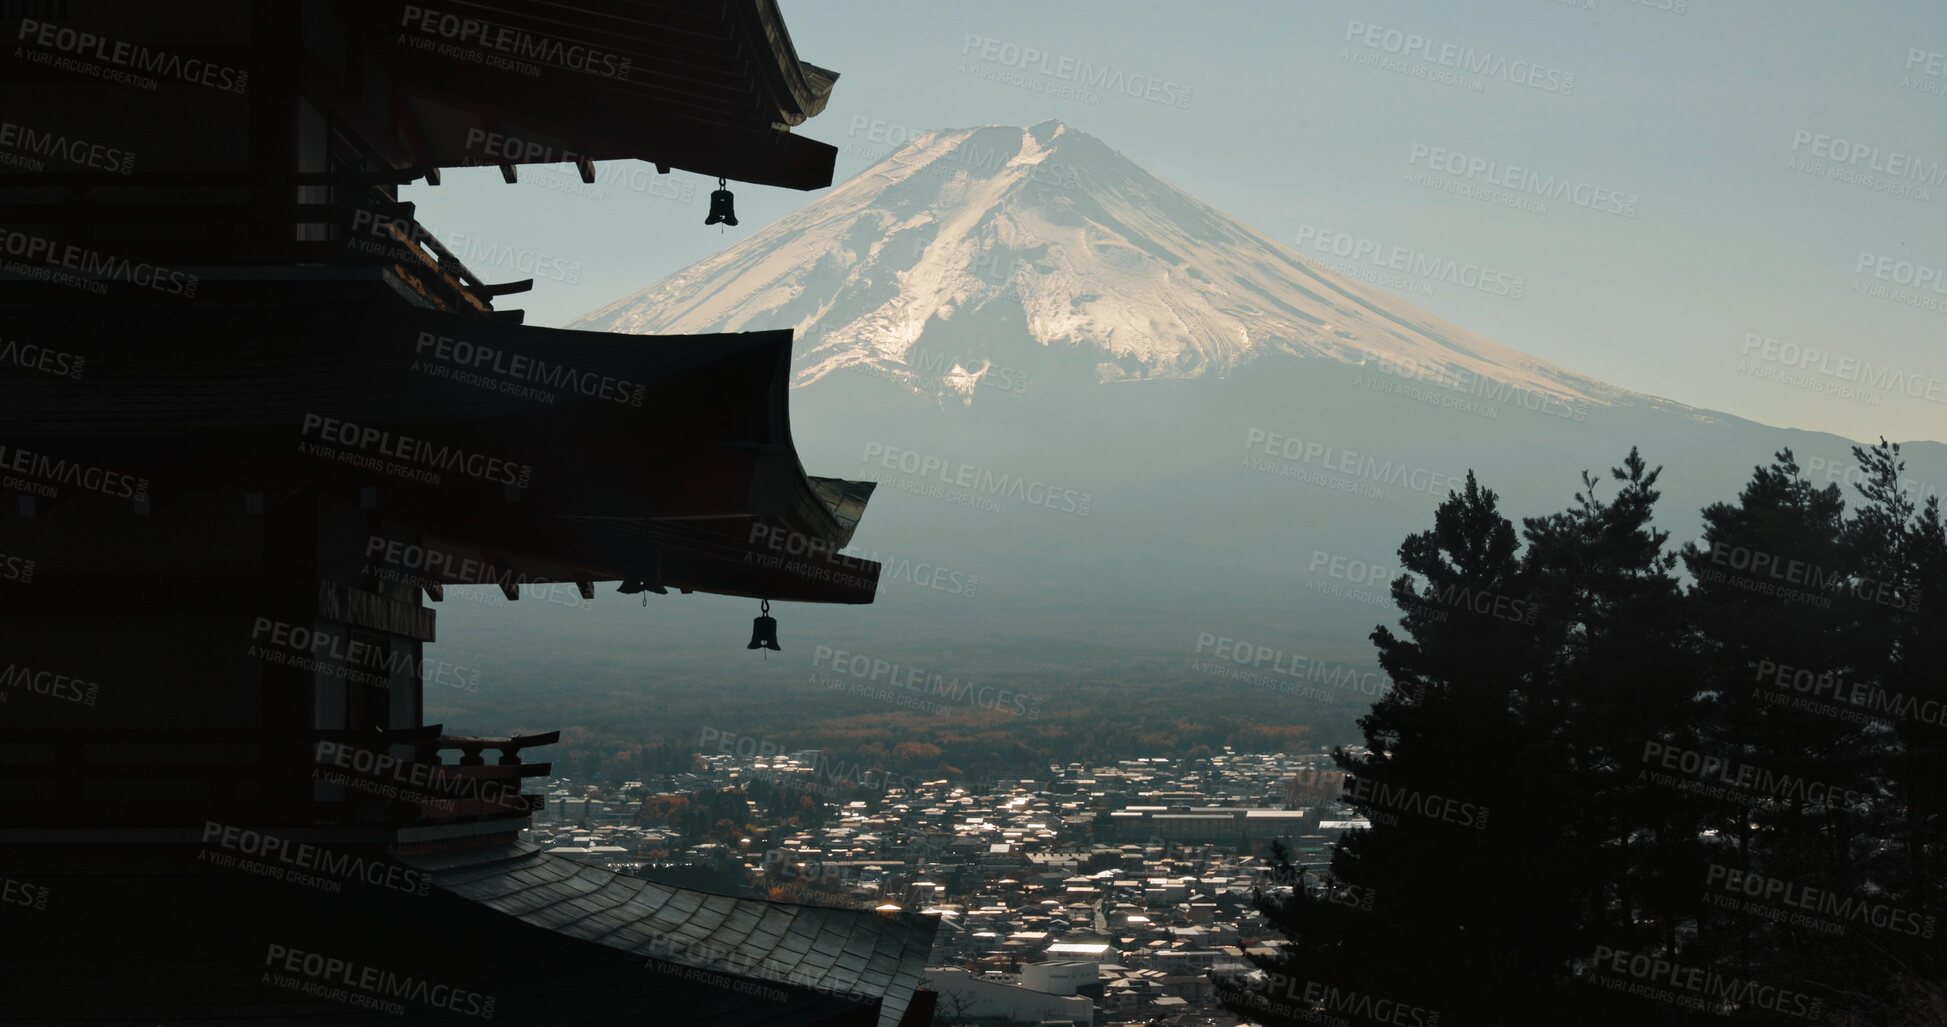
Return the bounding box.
[1223,447,1946,1025]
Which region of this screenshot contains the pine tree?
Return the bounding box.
[1226,472,1546,1025]
[1677,450,1870,1017]
[1827,439,1945,1022]
[1518,449,1701,1002]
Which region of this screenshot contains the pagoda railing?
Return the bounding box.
[0,726,555,830]
[0,171,531,315]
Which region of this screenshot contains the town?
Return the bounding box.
[527,747,1373,1026]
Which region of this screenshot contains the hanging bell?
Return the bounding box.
[705,177,737,227]
[747,598,779,651]
[616,554,668,596]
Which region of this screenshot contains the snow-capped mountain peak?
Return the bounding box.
[571,122,1611,406]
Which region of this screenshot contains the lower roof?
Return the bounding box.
[406,843,940,1027]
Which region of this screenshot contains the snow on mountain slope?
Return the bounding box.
[570,120,1618,406]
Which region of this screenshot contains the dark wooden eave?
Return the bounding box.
[0,289,879,604]
[353,0,842,189]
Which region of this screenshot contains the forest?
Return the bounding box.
[1226,441,1944,1025]
[455,671,1332,787]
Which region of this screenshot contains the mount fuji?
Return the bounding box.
[548,122,1945,707]
[574,120,1610,409]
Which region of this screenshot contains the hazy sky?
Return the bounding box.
[410,0,1947,444]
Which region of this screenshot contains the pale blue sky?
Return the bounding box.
[410,0,1947,443]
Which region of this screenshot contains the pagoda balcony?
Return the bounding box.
[0,725,556,836]
[0,171,528,317]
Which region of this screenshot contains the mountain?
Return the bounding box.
[444,122,1947,736]
[572,120,1611,408]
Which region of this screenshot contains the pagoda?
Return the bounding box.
[0,2,935,1023]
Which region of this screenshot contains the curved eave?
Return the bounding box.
[808,478,877,550]
[362,1,842,189]
[734,0,841,124]
[404,516,882,605]
[0,299,880,604]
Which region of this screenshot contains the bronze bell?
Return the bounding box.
[747,598,779,651]
[705,176,737,227]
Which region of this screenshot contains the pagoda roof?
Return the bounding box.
[0,292,878,603]
[362,0,843,189]
[0,839,935,1024]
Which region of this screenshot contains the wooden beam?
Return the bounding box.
[0,200,417,224]
[0,169,426,188]
[472,278,533,297]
